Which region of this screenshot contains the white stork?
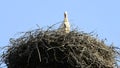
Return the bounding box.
[59,11,70,33]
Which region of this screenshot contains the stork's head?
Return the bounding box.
[64,11,68,18]
[64,11,69,22]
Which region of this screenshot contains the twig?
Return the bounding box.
[36,43,41,62]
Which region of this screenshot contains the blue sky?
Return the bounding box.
[0,0,120,67]
[0,0,120,47]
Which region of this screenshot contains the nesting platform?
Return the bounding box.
[1,28,115,68]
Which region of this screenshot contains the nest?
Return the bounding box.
[1,28,116,68]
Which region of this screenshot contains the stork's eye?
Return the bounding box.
[64,13,67,18]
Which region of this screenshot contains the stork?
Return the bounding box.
[59,11,70,33]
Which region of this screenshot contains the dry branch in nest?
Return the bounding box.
[0,27,117,68]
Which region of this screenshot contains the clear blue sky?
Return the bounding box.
[0,0,120,46]
[0,0,120,67]
[0,0,120,47]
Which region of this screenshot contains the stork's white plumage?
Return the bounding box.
[59,11,70,33]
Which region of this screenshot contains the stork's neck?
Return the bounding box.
[64,12,69,22]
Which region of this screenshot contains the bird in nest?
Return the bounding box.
[58,11,70,34]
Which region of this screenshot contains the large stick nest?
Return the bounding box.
[1,27,116,68]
